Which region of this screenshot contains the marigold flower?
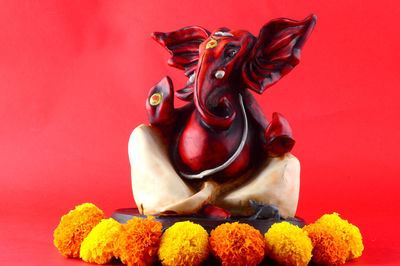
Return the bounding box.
[209,222,265,266]
[80,218,122,264]
[158,221,209,266]
[53,203,105,258]
[264,222,312,266]
[115,216,162,266]
[303,213,364,265]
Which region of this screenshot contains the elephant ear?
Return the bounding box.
[242,14,317,94]
[152,26,210,77]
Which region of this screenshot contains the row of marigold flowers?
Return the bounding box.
[54,203,363,266]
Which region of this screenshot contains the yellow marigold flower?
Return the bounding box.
[209,222,265,266]
[53,203,105,258]
[316,213,364,260]
[158,221,209,266]
[264,222,313,266]
[115,216,162,266]
[80,218,122,264]
[303,213,364,265]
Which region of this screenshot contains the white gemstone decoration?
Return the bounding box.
[215,70,225,79]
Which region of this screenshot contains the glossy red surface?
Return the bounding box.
[1,0,399,265]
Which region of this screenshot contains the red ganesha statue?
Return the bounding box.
[128,15,316,218]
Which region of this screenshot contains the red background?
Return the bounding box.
[1,0,399,265]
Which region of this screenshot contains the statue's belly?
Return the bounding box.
[176,113,250,179]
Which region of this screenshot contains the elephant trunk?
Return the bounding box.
[194,92,236,129]
[180,93,248,179]
[194,66,236,129]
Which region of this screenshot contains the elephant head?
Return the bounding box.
[152,15,317,129]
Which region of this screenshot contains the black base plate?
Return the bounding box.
[111,208,306,235]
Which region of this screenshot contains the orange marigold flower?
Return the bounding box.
[80,218,122,264]
[264,222,313,266]
[209,222,265,266]
[53,203,105,258]
[158,221,209,266]
[303,213,364,265]
[115,216,162,266]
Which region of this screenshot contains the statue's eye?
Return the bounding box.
[227,49,238,57]
[224,45,240,59]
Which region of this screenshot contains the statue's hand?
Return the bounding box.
[146,77,175,126]
[264,112,295,157]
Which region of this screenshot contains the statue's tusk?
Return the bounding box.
[215,70,225,79]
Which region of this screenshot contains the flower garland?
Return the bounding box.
[54,204,364,266]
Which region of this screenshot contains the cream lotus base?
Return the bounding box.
[128,124,300,218]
